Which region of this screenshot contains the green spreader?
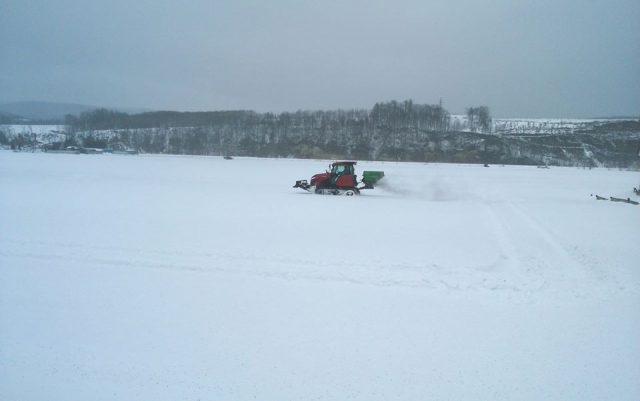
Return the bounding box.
[362,170,385,186]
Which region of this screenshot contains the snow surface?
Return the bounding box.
[1,152,639,400]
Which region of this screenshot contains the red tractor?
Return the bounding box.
[293,161,384,195]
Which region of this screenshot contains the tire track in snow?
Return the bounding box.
[506,202,587,274]
[481,202,548,294]
[485,200,620,299]
[0,226,619,299]
[0,247,442,290]
[482,203,522,272]
[0,239,440,288]
[0,238,523,294]
[505,202,627,299]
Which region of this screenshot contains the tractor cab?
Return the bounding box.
[330,161,356,176]
[328,161,358,188]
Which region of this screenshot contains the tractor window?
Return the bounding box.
[332,164,354,175]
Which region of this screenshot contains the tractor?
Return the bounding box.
[293,161,384,195]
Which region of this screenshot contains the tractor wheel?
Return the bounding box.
[344,190,355,196]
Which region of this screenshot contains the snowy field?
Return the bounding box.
[1,151,639,400]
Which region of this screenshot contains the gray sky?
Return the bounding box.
[1,0,638,117]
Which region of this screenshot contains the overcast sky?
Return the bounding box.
[1,0,638,117]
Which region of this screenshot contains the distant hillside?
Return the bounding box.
[0,101,151,123]
[0,111,23,124]
[0,101,98,122]
[3,100,639,169]
[56,102,640,168]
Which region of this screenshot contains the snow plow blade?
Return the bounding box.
[293,179,311,191]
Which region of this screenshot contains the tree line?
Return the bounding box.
[62,100,492,160]
[5,99,636,167]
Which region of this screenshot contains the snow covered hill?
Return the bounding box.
[450,115,631,135]
[4,114,639,167]
[1,152,639,400]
